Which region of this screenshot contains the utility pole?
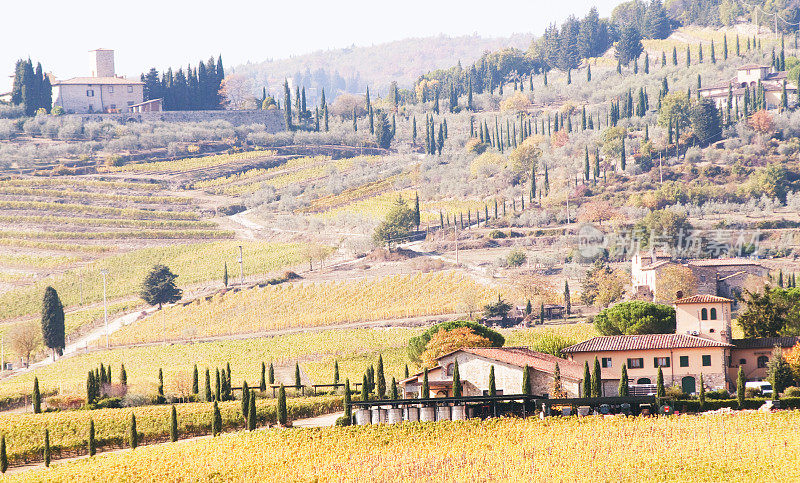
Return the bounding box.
[238,245,244,286]
[100,269,109,349]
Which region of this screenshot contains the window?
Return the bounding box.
[127,85,134,93]
[445,364,453,376]
[679,356,689,367]
[108,86,114,94]
[709,328,715,333]
[636,378,651,384]
[86,89,95,97]
[710,308,717,320]
[627,358,644,369]
[757,355,769,368]
[654,357,670,368]
[701,308,708,320]
[702,355,712,367]
[601,357,612,368]
[739,358,747,365]
[127,101,134,106]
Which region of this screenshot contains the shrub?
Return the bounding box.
[506,248,527,267]
[488,230,507,239]
[408,320,504,363]
[783,386,800,397]
[705,389,730,400]
[594,301,676,335]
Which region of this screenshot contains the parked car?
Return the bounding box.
[745,381,773,396]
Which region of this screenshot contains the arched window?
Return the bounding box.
[636,378,651,385]
[445,363,454,376]
[710,308,717,320]
[757,356,769,368]
[701,308,708,320]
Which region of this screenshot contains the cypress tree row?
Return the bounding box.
[10,59,52,115]
[170,405,178,442]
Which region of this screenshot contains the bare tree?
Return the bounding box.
[9,322,40,365]
[219,74,255,110]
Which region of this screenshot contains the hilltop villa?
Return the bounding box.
[699,64,797,110]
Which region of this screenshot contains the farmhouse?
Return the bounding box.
[53,49,153,114]
[565,294,798,394]
[699,64,797,110]
[400,347,583,398]
[631,251,767,301]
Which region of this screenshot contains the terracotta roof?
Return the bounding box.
[687,258,763,267]
[674,294,733,304]
[53,77,144,86]
[641,260,672,271]
[563,334,732,353]
[732,336,800,350]
[738,64,770,70]
[399,366,443,385]
[459,347,584,381]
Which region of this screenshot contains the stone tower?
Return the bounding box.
[91,49,115,78]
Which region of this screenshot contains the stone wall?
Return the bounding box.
[65,109,286,130]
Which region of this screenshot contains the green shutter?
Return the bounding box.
[702,355,711,366]
[654,357,659,368]
[680,356,689,367]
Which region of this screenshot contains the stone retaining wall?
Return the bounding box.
[66,109,285,129]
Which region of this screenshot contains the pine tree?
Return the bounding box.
[452,360,462,398]
[88,419,96,456]
[33,377,41,414]
[204,368,212,402]
[591,357,602,397]
[43,429,50,467]
[698,374,706,410]
[260,362,267,391]
[656,367,665,398]
[192,365,199,395]
[277,384,288,426]
[170,405,178,442]
[522,365,531,395]
[618,364,629,396]
[247,392,256,431]
[41,286,65,358]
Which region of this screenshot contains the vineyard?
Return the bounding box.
[0,396,341,467]
[107,271,507,344]
[109,150,276,173]
[11,412,800,481]
[0,240,314,321]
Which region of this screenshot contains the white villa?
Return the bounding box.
[699,64,797,110]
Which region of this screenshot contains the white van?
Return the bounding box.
[745,381,774,396]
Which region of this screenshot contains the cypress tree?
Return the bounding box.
[587,64,591,82]
[269,362,275,385]
[620,136,626,171]
[362,373,369,401]
[223,262,228,287]
[564,281,571,315]
[540,302,545,324]
[158,368,165,403]
[452,360,462,398]
[619,364,629,396]
[192,365,199,395]
[283,79,292,130]
[88,419,96,456]
[376,355,386,399]
[33,377,41,414]
[212,401,221,436]
[120,364,127,386]
[656,367,665,398]
[1,435,7,473]
[204,368,212,402]
[589,357,602,397]
[44,429,50,467]
[672,46,678,65]
[170,405,178,442]
[522,365,531,395]
[260,362,267,392]
[294,362,301,389]
[404,364,409,379]
[277,384,288,426]
[344,379,352,422]
[699,374,706,410]
[247,392,256,431]
[241,381,250,420]
[352,108,357,131]
[215,368,221,402]
[41,286,65,359]
[737,367,745,408]
[390,377,398,400]
[421,369,429,398]
[489,366,496,396]
[333,360,340,385]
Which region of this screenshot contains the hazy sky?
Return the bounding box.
[2,0,624,92]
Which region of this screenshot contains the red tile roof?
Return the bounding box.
[732,337,800,350]
[640,260,672,271]
[738,64,770,70]
[673,294,733,304]
[54,76,144,86]
[562,334,732,353]
[459,347,584,381]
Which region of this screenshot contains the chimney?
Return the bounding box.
[91,49,115,78]
[675,290,684,300]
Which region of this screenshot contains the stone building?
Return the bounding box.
[400,347,582,398]
[53,49,150,114]
[699,64,797,110]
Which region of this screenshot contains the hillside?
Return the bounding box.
[232,33,533,98]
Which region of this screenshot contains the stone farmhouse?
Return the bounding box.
[53,49,155,114]
[563,294,799,395]
[631,251,768,301]
[400,347,583,398]
[699,64,797,110]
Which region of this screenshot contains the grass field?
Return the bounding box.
[11,411,800,481]
[0,240,315,321]
[107,271,506,344]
